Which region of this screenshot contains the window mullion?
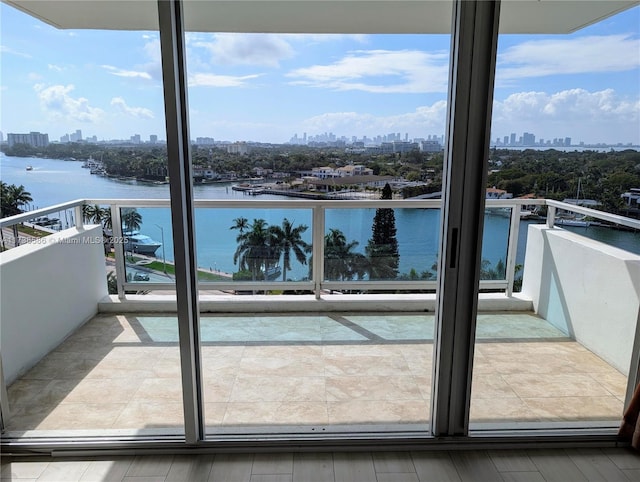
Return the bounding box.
[431,0,501,437]
[157,0,204,444]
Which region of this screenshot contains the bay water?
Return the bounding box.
[2,155,638,281]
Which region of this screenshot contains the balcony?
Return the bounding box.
[1,198,638,438]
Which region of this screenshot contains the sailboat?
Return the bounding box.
[557,178,591,227]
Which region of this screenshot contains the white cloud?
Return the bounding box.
[0,45,31,58]
[28,72,42,81]
[287,50,449,93]
[281,33,369,44]
[497,35,640,81]
[48,64,64,72]
[33,84,104,123]
[492,88,640,143]
[301,102,448,137]
[102,65,152,80]
[110,97,154,119]
[189,72,263,88]
[140,38,162,81]
[192,33,295,68]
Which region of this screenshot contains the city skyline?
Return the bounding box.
[5,128,637,150]
[0,3,638,145]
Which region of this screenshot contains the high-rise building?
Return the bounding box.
[0,131,4,143]
[150,135,158,144]
[523,132,535,146]
[7,131,49,148]
[510,133,516,145]
[131,134,141,144]
[195,137,215,145]
[565,137,571,147]
[60,134,70,143]
[503,136,509,145]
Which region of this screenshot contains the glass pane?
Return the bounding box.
[183,19,451,433]
[324,207,440,284]
[470,5,640,430]
[0,1,186,436]
[195,207,313,284]
[120,207,174,287]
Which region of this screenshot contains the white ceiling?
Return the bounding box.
[4,0,639,34]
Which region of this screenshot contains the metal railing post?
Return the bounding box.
[110,204,126,300]
[312,204,325,299]
[75,204,84,230]
[546,205,556,228]
[505,202,521,297]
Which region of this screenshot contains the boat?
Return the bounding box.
[556,178,591,227]
[555,216,591,227]
[26,165,33,171]
[123,231,162,255]
[264,265,282,280]
[486,207,536,219]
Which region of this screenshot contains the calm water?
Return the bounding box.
[2,155,638,279]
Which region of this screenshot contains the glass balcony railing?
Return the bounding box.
[1,198,638,299]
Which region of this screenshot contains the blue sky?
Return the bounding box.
[1,3,638,145]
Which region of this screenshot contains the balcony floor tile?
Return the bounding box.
[4,312,628,435]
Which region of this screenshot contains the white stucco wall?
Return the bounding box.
[521,224,640,374]
[0,225,108,384]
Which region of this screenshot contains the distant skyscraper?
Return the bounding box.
[75,129,82,141]
[131,134,141,144]
[523,132,535,146]
[503,136,509,145]
[510,133,516,145]
[7,131,49,148]
[150,134,158,144]
[60,134,70,143]
[565,137,571,146]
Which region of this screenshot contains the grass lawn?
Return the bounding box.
[119,254,229,281]
[18,225,50,238]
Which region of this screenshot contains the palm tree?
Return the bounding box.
[230,216,249,235]
[121,208,142,233]
[270,218,310,281]
[0,181,11,217]
[82,204,112,254]
[233,218,272,280]
[324,228,367,281]
[1,183,33,247]
[102,208,113,231]
[1,183,32,216]
[101,207,114,255]
[82,204,105,225]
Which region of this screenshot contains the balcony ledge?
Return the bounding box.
[98,292,533,314]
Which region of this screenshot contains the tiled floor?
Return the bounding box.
[2,447,639,481]
[4,313,628,435]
